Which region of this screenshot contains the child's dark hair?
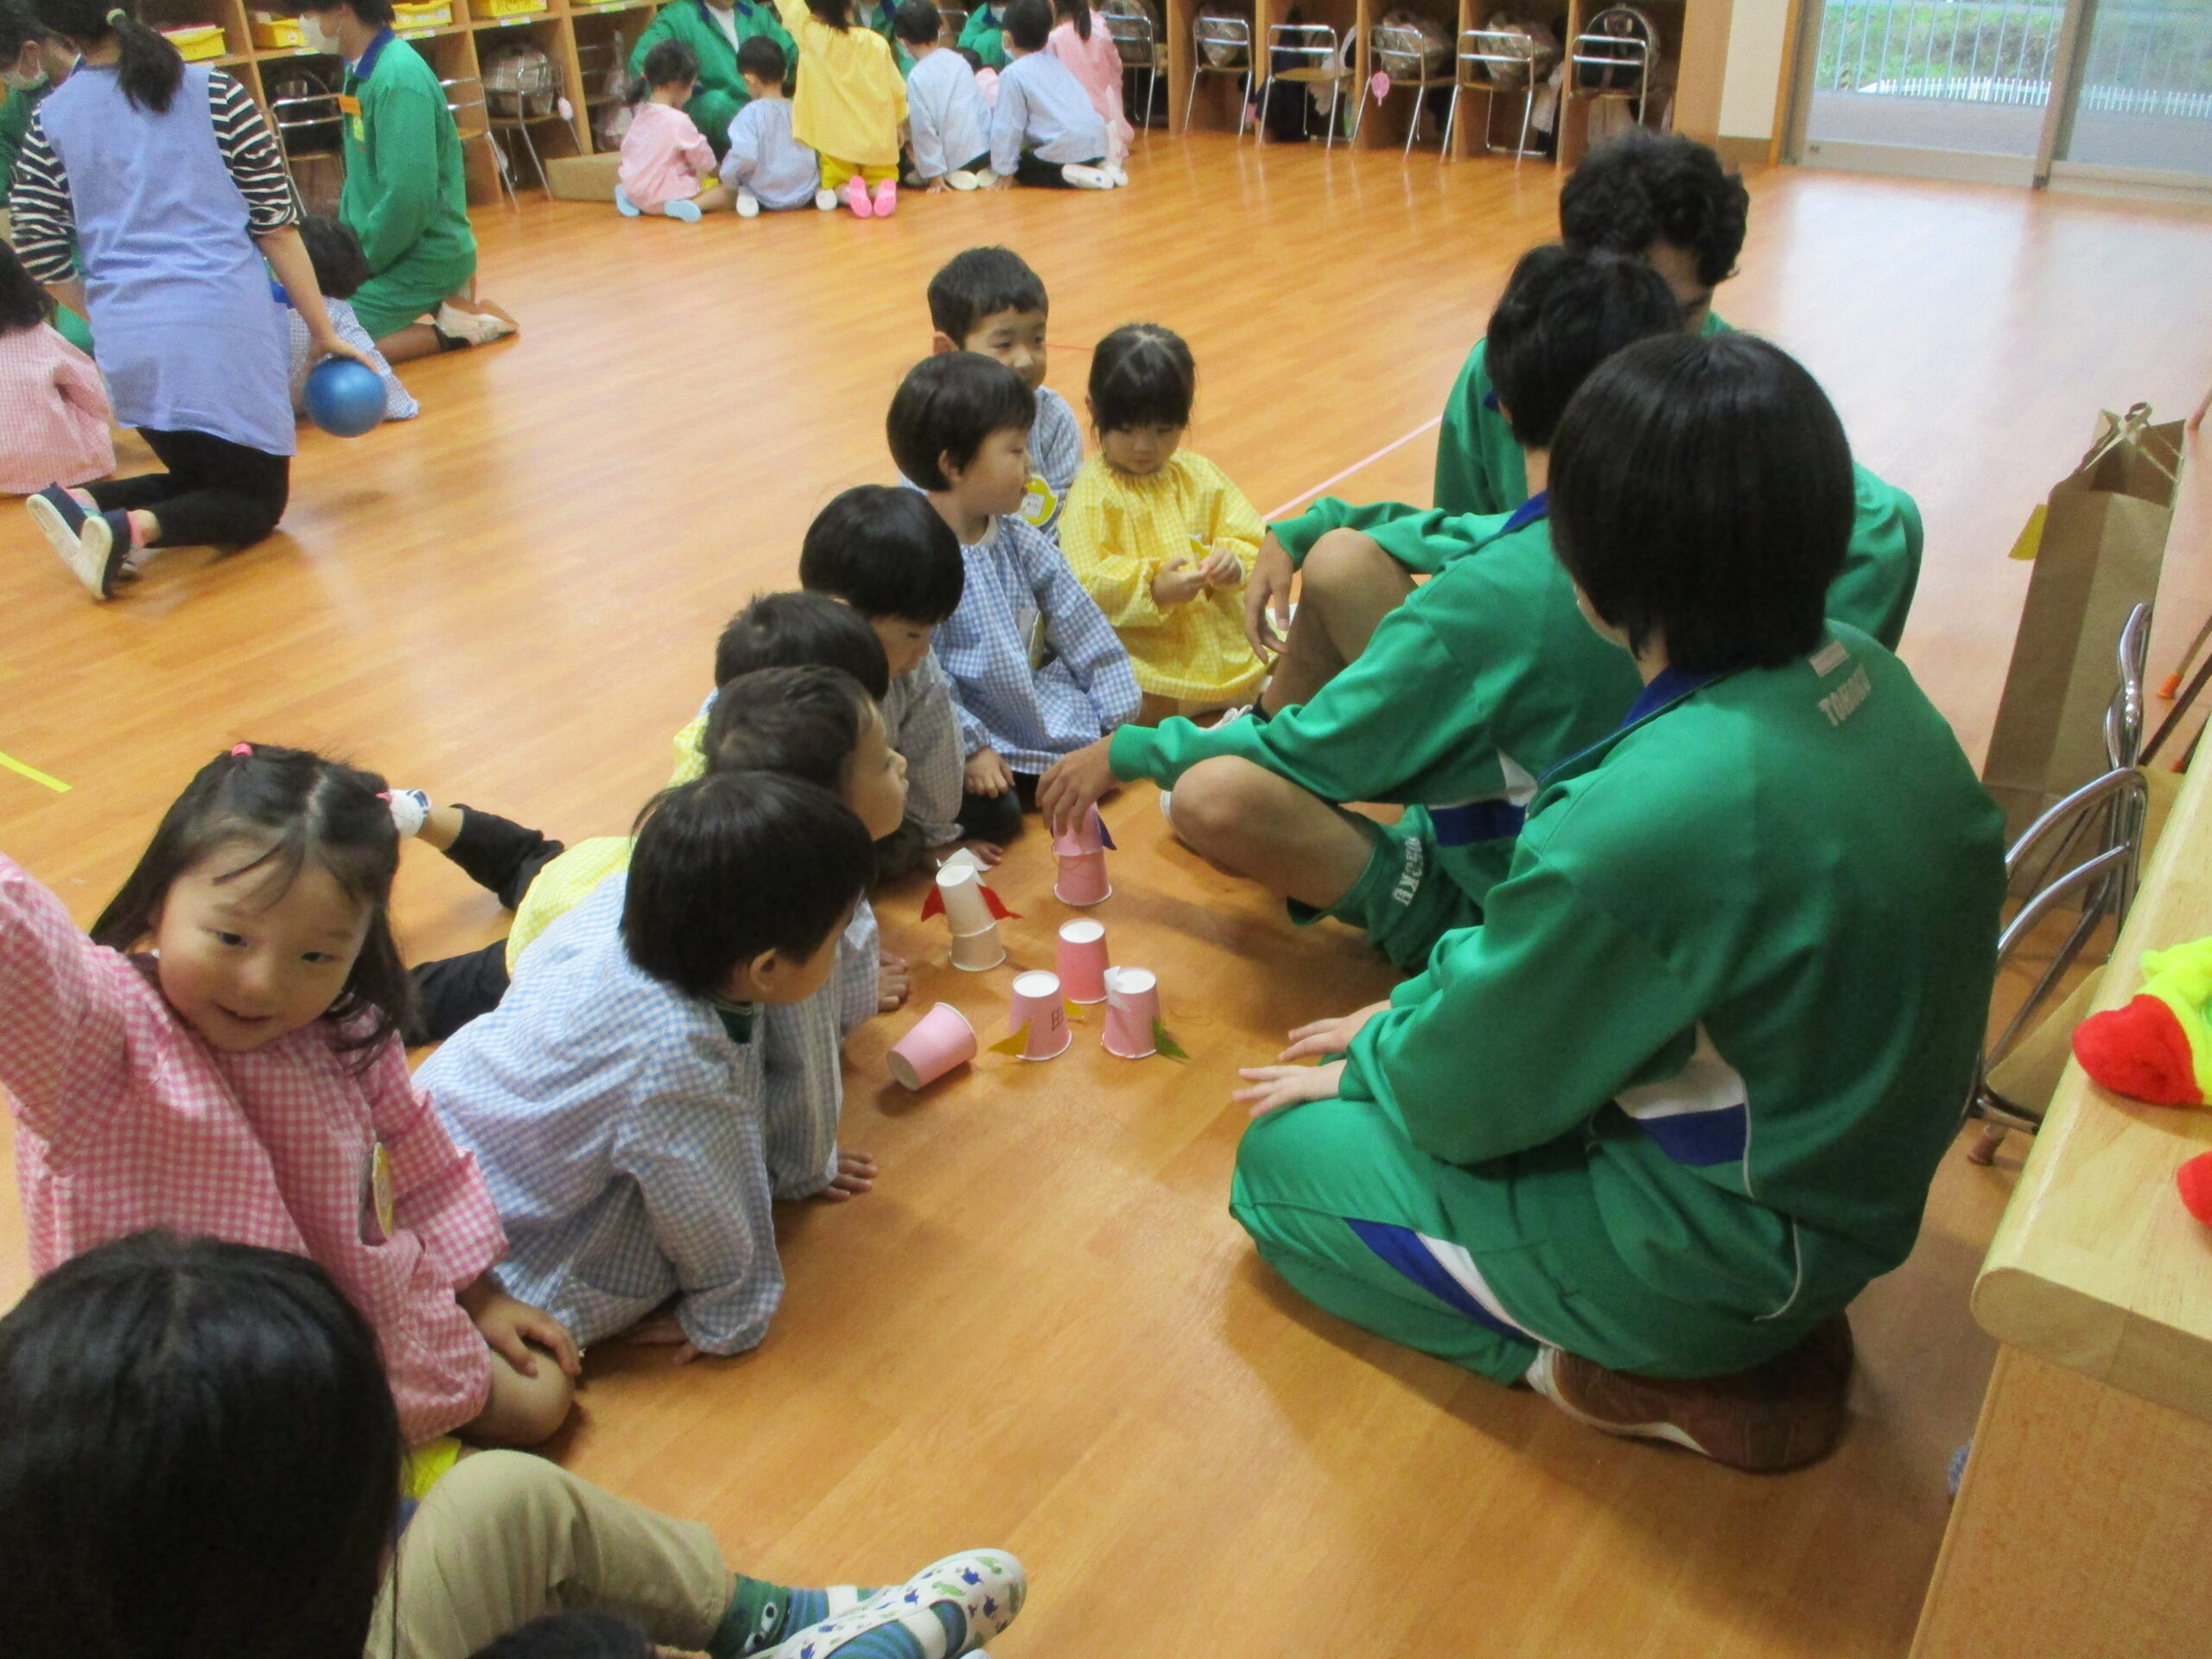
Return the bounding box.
[799,484,965,624]
[29,0,178,112]
[472,1613,656,1659]
[926,245,1048,341]
[892,0,938,46]
[0,1233,401,1659]
[1002,0,1051,51]
[1051,0,1091,40]
[1559,128,1749,291]
[703,664,874,791]
[807,0,855,29]
[887,352,1036,492]
[957,42,982,66]
[623,772,871,997]
[1550,333,1852,675]
[297,214,371,302]
[715,590,891,700]
[90,743,413,1054]
[1484,244,1681,450]
[634,36,697,100]
[1089,322,1194,434]
[736,31,785,80]
[0,238,53,334]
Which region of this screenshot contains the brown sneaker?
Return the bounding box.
[1527,1314,1855,1472]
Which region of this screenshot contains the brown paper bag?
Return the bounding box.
[1982,404,2183,845]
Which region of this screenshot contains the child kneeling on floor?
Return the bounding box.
[774,0,908,215]
[897,0,992,189]
[618,40,737,220]
[284,214,418,421]
[720,35,820,214]
[416,765,877,1364]
[984,0,1111,188]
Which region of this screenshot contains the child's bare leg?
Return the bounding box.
[377,321,445,364]
[462,1345,575,1448]
[1259,530,1418,715]
[1136,692,1179,727]
[694,182,735,213]
[1168,756,1376,911]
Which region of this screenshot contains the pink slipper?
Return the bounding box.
[844,176,874,217]
[872,178,898,217]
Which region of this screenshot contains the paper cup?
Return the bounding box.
[1055,918,1109,1003]
[949,922,1006,972]
[1051,804,1107,856]
[887,1002,976,1090]
[938,845,988,878]
[936,862,996,934]
[1102,966,1160,1058]
[1007,969,1071,1059]
[1054,849,1111,906]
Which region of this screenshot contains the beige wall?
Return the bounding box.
[1719,0,1795,142]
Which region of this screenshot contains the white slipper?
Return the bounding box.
[1061,163,1113,189]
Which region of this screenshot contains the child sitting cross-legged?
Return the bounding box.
[719,35,820,215]
[896,0,992,189]
[983,0,1111,188]
[1060,322,1266,724]
[416,765,878,1365]
[284,214,419,422]
[617,40,738,221]
[887,350,1141,843]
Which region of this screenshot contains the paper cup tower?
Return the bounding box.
[1102,966,1160,1059]
[887,1003,977,1090]
[1052,805,1112,906]
[1007,970,1072,1060]
[1056,918,1109,1003]
[938,862,1006,971]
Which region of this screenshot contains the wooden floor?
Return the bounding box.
[5,135,2212,1656]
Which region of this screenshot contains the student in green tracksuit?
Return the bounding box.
[299,0,514,362]
[1228,333,2005,1471]
[628,0,797,156]
[1039,247,1924,972]
[958,3,1007,67]
[1243,129,1752,687]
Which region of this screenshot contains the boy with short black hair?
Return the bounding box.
[888,351,1139,842]
[720,35,820,215]
[419,771,877,1364]
[984,0,1110,191]
[898,0,992,190]
[925,245,1080,537]
[284,214,418,423]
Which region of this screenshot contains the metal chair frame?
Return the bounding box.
[269,89,346,196]
[1104,10,1161,130]
[1966,602,2155,1161]
[1358,22,1456,155]
[1440,28,1547,160]
[1257,21,1354,148]
[480,50,565,194]
[1186,12,1254,136]
[442,75,516,207]
[1568,29,1649,128]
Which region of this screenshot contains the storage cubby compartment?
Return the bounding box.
[569,2,658,155]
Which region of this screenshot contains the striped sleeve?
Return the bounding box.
[5,113,77,284]
[209,69,300,234]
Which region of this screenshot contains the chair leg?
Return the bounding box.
[1516,87,1533,160]
[1440,85,1459,159]
[1406,88,1421,156]
[516,117,550,194]
[1966,1122,2008,1166]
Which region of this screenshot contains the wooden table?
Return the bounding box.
[1912,439,2212,1659]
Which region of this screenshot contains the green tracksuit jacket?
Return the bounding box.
[957,4,1007,67]
[629,0,797,156]
[1232,627,2005,1382]
[340,35,477,340]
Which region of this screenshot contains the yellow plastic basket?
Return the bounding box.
[162,22,228,60]
[477,0,548,18]
[391,0,454,25]
[250,12,304,48]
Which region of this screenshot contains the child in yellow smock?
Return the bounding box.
[1059,322,1268,722]
[774,0,907,215]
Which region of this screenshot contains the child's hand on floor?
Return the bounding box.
[821,1149,878,1201]
[1152,556,1209,607]
[1235,1059,1346,1119]
[461,1274,583,1380]
[1278,1001,1392,1063]
[624,1312,701,1366]
[925,175,950,193]
[1244,533,1296,659]
[878,949,912,1012]
[957,837,1006,868]
[1037,737,1116,837]
[966,748,1014,796]
[983,171,1013,190]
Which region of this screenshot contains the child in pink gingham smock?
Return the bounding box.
[0,244,114,497]
[1046,0,1131,172]
[620,99,719,212]
[0,743,579,1447]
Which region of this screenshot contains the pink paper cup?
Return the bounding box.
[1051,804,1107,856]
[887,1002,977,1090]
[949,922,1006,972]
[1103,966,1160,1059]
[1054,849,1111,906]
[936,862,995,934]
[1007,969,1072,1060]
[1055,918,1109,1003]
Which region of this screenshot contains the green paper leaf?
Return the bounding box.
[1152,1019,1189,1061]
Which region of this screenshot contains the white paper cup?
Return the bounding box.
[887,1002,977,1090]
[937,862,995,934]
[1056,918,1109,1002]
[949,921,1006,972]
[1007,969,1072,1059]
[1102,966,1160,1058]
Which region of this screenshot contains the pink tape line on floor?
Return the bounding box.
[1263,415,1443,523]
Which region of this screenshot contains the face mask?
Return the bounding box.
[300,14,342,54]
[0,67,44,92]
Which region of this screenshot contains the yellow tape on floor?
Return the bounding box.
[0,751,70,792]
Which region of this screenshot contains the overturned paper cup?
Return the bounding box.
[1051,804,1107,857]
[1007,969,1072,1060]
[949,921,1006,972]
[1102,966,1160,1059]
[887,1002,977,1090]
[1056,918,1109,1003]
[1054,849,1110,907]
[937,861,995,934]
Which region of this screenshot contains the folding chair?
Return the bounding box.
[1356,22,1452,154]
[1104,10,1161,130]
[1258,22,1353,147]
[442,76,516,205]
[1569,22,1650,129]
[937,5,968,43]
[1440,27,1548,160]
[270,88,346,201]
[1186,11,1253,134]
[482,51,564,194]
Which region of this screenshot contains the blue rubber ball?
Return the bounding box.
[304,357,387,438]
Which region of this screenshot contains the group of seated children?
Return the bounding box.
[615,0,1127,220]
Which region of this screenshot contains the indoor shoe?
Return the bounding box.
[844,176,874,217]
[434,302,517,346]
[1061,163,1113,189]
[738,189,761,218]
[760,1552,1024,1659]
[1103,163,1128,186]
[665,196,704,222]
[1526,1313,1855,1473]
[614,183,641,216]
[945,169,981,189]
[385,788,432,839]
[872,178,898,217]
[816,186,839,211]
[29,488,129,601]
